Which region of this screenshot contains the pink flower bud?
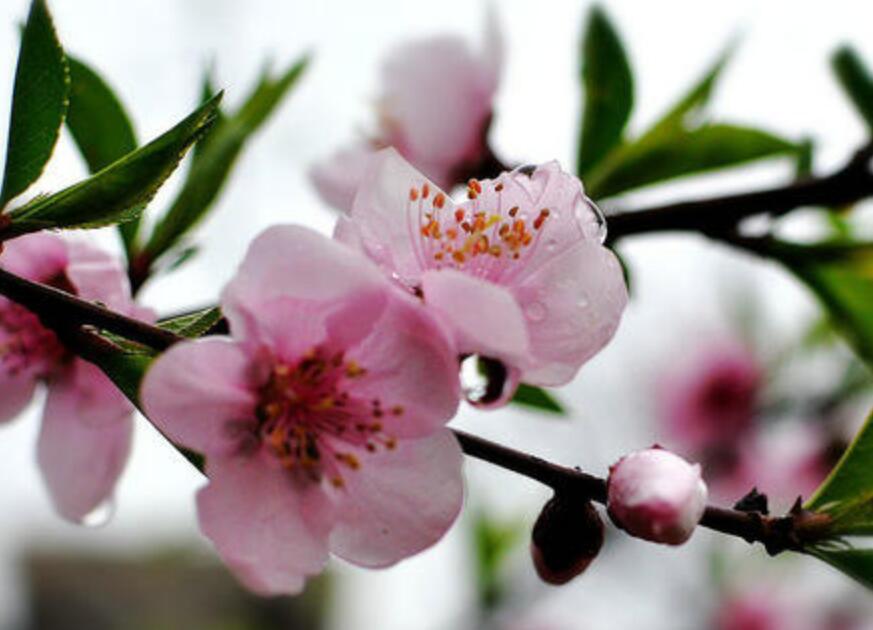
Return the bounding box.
[607,447,708,545]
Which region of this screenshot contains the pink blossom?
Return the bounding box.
[607,447,708,545]
[310,14,502,211]
[0,233,152,522]
[141,225,464,595]
[660,341,763,455]
[336,149,627,402]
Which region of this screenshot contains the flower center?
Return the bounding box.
[253,346,402,488]
[407,178,552,282]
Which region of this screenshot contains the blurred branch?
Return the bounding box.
[0,267,836,556]
[605,143,873,243]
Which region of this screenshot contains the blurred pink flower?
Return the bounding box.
[660,341,763,455]
[607,447,707,545]
[0,233,152,522]
[310,14,502,211]
[714,590,801,630]
[336,149,627,402]
[142,225,463,595]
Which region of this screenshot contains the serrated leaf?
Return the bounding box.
[144,55,309,261]
[809,546,873,591]
[576,5,633,178]
[832,45,873,132]
[65,55,141,254]
[157,307,222,339]
[805,409,873,535]
[0,0,69,208]
[3,93,222,237]
[510,384,566,415]
[586,124,800,199]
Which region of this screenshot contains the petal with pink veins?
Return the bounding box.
[329,429,464,568]
[197,455,334,596]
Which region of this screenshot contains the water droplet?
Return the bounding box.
[459,355,520,409]
[79,499,115,528]
[577,292,589,309]
[525,301,547,322]
[545,239,559,252]
[576,195,608,244]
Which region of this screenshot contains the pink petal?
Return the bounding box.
[141,338,258,457]
[0,232,68,282]
[329,429,463,568]
[37,360,133,522]
[346,293,459,438]
[65,241,147,318]
[421,268,530,366]
[0,365,37,423]
[198,455,333,596]
[222,225,389,354]
[514,242,628,386]
[309,144,375,213]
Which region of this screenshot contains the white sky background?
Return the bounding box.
[0,1,871,628]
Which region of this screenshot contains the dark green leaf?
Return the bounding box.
[809,546,873,591]
[0,0,69,208]
[65,55,141,254]
[510,384,566,415]
[144,55,309,261]
[805,408,873,535]
[586,124,800,199]
[157,306,222,338]
[3,93,222,236]
[576,6,633,177]
[832,45,873,132]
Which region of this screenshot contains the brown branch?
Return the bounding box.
[605,144,873,243]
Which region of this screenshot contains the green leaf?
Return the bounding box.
[472,513,524,609]
[0,0,69,208]
[510,384,566,415]
[64,55,141,255]
[646,43,734,137]
[157,307,222,338]
[576,5,633,178]
[832,45,873,132]
[144,55,309,261]
[3,93,222,237]
[586,123,800,199]
[809,546,873,591]
[805,409,873,535]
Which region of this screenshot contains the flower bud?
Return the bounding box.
[607,447,707,545]
[530,494,604,585]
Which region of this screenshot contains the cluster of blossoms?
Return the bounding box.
[142,150,631,594]
[658,341,836,506]
[0,233,152,522]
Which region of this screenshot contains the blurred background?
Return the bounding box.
[1,0,873,628]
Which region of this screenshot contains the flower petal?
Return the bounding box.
[346,293,459,438]
[0,351,38,423]
[421,268,530,366]
[37,361,133,522]
[310,144,375,213]
[514,241,628,385]
[0,232,68,282]
[141,337,258,457]
[198,456,333,596]
[222,225,388,353]
[66,241,150,320]
[329,429,463,568]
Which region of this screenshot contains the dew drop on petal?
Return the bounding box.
[525,301,547,322]
[545,239,559,252]
[576,195,608,244]
[577,292,589,309]
[78,498,115,528]
[460,355,520,409]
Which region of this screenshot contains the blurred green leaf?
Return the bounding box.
[806,408,873,535]
[832,45,873,132]
[4,93,222,236]
[809,546,873,591]
[158,306,222,338]
[576,5,633,178]
[144,55,309,262]
[65,55,141,255]
[586,124,800,199]
[510,384,566,415]
[0,0,69,208]
[473,513,524,609]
